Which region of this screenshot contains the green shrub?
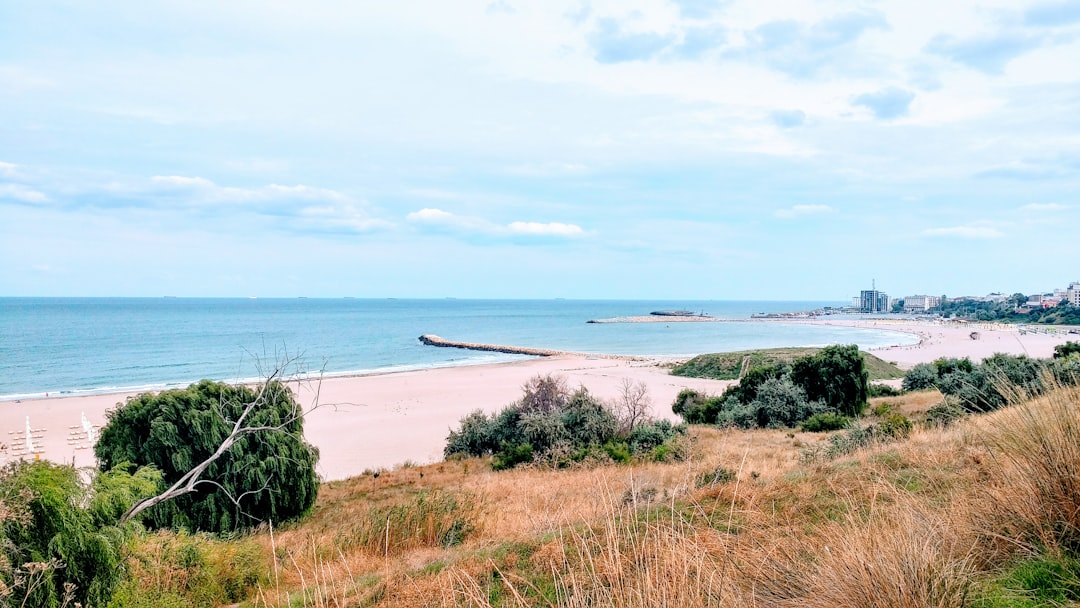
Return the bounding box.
[868,383,903,398]
[801,412,850,433]
[0,461,128,608]
[902,363,939,391]
[448,376,668,470]
[924,398,966,428]
[95,379,319,534]
[877,413,913,439]
[695,466,736,488]
[790,345,869,417]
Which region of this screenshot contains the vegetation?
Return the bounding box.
[0,461,159,607]
[937,296,1080,324]
[900,353,1079,412]
[17,367,1080,605]
[1056,341,1080,359]
[673,344,869,429]
[671,346,903,380]
[95,378,320,534]
[444,375,687,469]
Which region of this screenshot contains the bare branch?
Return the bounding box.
[118,352,324,525]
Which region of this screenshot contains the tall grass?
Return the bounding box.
[980,381,1080,554]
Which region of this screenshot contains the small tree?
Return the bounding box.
[902,363,939,391]
[790,344,868,417]
[95,362,320,534]
[612,379,652,436]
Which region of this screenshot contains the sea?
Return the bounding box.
[0,298,920,401]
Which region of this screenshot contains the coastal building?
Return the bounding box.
[1068,282,1080,306]
[903,295,942,312]
[859,289,889,313]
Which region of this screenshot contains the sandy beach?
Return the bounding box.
[2,318,1076,481]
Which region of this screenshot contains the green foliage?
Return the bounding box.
[671,348,903,381]
[94,379,320,534]
[924,398,966,428]
[674,345,868,428]
[1055,341,1080,359]
[107,529,264,608]
[447,375,684,469]
[0,460,130,608]
[877,413,913,439]
[800,412,851,433]
[902,363,939,391]
[975,553,1080,608]
[790,345,869,417]
[695,466,736,488]
[868,383,903,398]
[938,297,1080,325]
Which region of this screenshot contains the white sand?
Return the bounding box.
[2,319,1076,480]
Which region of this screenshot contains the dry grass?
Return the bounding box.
[230,382,1080,607]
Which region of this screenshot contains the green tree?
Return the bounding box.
[1055,341,1080,359]
[95,377,319,534]
[902,363,939,391]
[789,344,869,417]
[0,461,158,607]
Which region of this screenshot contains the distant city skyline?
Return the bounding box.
[1,1,1078,299]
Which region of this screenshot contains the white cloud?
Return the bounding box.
[0,161,18,177]
[408,207,585,239]
[1021,202,1069,211]
[508,221,584,236]
[921,225,1004,239]
[774,204,833,218]
[0,184,49,203]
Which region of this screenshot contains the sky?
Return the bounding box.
[1,0,1079,300]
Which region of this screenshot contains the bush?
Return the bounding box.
[1054,341,1080,360]
[94,379,320,534]
[868,383,903,398]
[801,412,851,433]
[924,398,966,428]
[745,377,827,428]
[790,344,869,417]
[0,461,134,608]
[671,389,725,424]
[447,376,669,470]
[695,466,736,488]
[902,363,939,391]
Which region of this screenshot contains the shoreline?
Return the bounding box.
[2,318,1075,481]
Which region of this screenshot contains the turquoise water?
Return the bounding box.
[0,298,917,400]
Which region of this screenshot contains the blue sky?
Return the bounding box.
[1,0,1078,299]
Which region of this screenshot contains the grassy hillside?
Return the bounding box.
[670,347,904,381]
[106,382,1080,607]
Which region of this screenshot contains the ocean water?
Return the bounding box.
[0,298,919,400]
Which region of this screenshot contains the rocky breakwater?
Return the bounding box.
[418,335,571,357]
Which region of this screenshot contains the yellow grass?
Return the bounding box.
[122,381,1080,607]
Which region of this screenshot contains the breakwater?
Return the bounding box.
[418,334,569,356]
[417,335,637,360]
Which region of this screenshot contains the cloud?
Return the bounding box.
[671,0,727,19]
[774,204,833,218]
[852,87,915,120]
[588,18,676,63]
[0,161,18,177]
[976,158,1080,181]
[737,10,888,77]
[1024,1,1080,26]
[149,175,351,205]
[924,33,1042,74]
[922,226,1004,239]
[407,207,585,240]
[508,221,584,236]
[0,183,49,203]
[672,25,726,59]
[1021,202,1069,211]
[770,109,806,129]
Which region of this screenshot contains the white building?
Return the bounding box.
[1068,282,1080,306]
[903,295,942,312]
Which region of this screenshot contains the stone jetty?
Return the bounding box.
[417,335,640,360]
